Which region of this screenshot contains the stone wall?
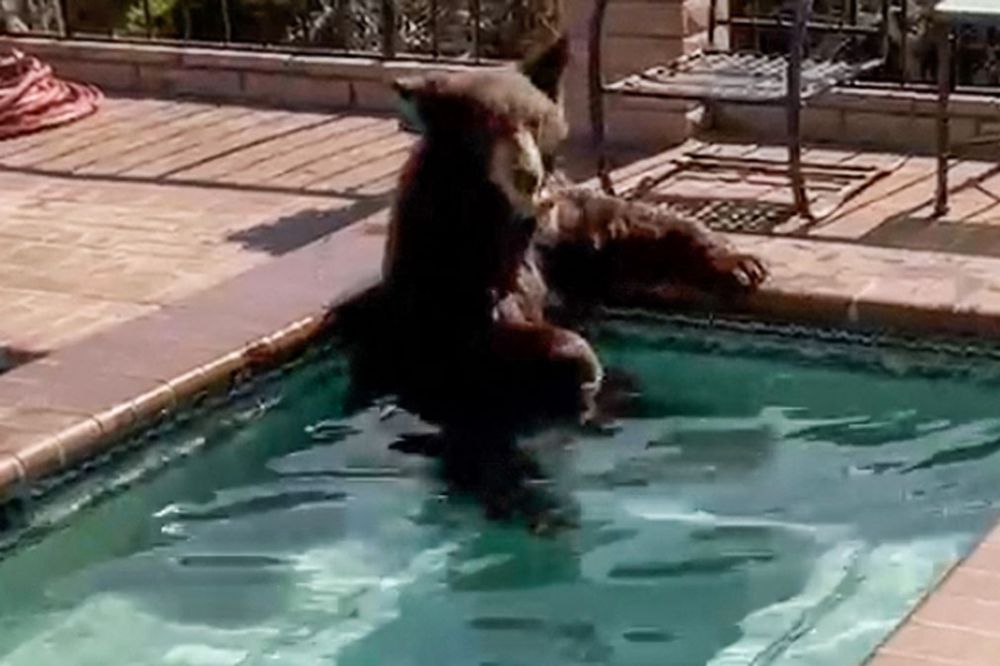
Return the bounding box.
[0,36,478,115]
[714,88,1000,155]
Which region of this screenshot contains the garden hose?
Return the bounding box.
[0,49,102,141]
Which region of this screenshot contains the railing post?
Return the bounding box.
[787,0,814,220]
[181,0,192,40]
[470,0,481,61]
[900,0,909,83]
[430,0,439,57]
[708,0,717,47]
[953,23,962,87]
[58,0,71,37]
[221,0,233,42]
[881,0,890,77]
[934,17,951,217]
[381,0,396,57]
[142,0,153,37]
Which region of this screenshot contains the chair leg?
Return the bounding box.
[589,0,613,194]
[597,155,616,196]
[934,17,951,218]
[788,0,814,220]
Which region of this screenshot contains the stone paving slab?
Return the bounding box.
[0,96,408,365]
[0,214,386,491]
[609,138,1000,252]
[1,97,991,369]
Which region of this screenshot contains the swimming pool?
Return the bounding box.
[2,315,1000,666]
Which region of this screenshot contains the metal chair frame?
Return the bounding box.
[933,1,1000,217]
[588,0,891,220]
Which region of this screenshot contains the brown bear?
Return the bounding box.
[341,34,767,431]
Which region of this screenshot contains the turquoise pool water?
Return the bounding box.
[3,317,1000,666]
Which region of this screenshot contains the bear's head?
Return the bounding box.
[391,34,570,220]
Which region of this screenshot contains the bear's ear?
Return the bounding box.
[392,76,432,134]
[392,73,486,137]
[392,75,436,101]
[520,33,570,102]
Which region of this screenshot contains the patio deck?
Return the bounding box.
[0,96,410,362]
[3,95,1000,367]
[602,137,1000,253]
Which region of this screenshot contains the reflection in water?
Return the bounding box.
[795,411,955,448]
[342,334,786,534]
[390,429,575,533]
[340,318,640,532]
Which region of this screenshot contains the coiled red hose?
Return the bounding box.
[0,49,102,141]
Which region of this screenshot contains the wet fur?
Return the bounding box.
[344,34,767,430]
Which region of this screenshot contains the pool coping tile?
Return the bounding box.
[0,455,25,495]
[0,222,381,502]
[873,650,970,666]
[866,527,1000,665]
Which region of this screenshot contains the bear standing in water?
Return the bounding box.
[342,34,767,430]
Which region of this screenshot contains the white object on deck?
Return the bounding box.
[935,0,1000,18]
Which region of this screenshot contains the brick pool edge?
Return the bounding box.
[0,220,383,502]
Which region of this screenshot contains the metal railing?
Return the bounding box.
[724,0,1000,93]
[1,0,557,63]
[3,0,997,95]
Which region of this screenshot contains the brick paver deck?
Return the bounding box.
[604,138,1000,253]
[3,99,997,367]
[0,96,408,363]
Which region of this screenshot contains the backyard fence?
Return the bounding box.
[0,0,560,61]
[728,0,999,91]
[1,0,997,93]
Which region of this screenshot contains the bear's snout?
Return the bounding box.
[516,214,538,238]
